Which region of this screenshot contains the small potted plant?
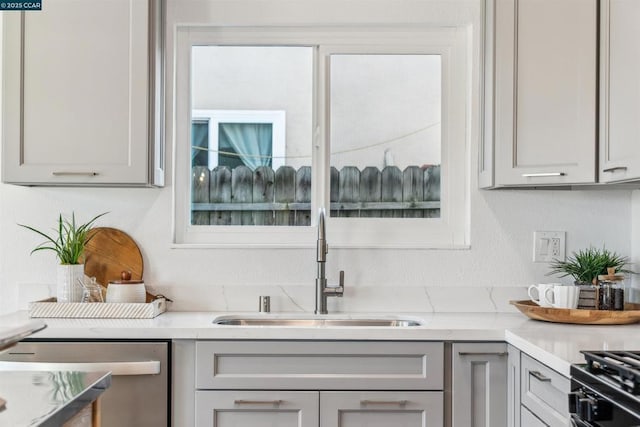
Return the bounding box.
[19,212,107,302]
[547,247,633,285]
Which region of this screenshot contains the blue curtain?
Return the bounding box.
[191,122,209,167]
[219,123,272,170]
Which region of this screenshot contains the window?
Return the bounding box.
[172,14,471,248]
[191,110,286,170]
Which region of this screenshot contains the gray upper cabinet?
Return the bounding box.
[451,342,508,427]
[599,0,640,183]
[2,0,164,186]
[484,0,597,188]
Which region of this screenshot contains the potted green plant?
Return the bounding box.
[19,212,107,302]
[547,247,633,285]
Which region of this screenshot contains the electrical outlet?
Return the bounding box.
[533,231,566,263]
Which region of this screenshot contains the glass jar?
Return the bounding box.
[597,268,625,311]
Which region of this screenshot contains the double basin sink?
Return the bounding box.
[213,314,425,327]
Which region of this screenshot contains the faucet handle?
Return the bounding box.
[334,271,346,296]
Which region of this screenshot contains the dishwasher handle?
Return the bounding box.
[0,360,160,376]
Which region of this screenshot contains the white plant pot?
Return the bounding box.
[56,264,85,303]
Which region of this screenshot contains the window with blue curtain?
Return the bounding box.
[191,121,273,170]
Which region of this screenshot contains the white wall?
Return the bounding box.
[0,3,635,314]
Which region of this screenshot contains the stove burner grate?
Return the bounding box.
[581,350,640,394]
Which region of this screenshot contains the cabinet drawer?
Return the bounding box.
[196,341,443,390]
[321,391,443,427]
[521,405,547,427]
[196,390,318,427]
[520,354,569,427]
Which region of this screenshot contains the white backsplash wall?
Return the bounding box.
[0,182,632,314]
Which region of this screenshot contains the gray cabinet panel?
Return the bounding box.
[491,0,597,186]
[196,390,318,427]
[599,0,640,183]
[507,345,521,427]
[521,405,548,427]
[196,341,443,390]
[520,354,569,427]
[320,391,443,427]
[451,342,507,427]
[1,0,163,186]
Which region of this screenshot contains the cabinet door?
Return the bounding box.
[521,406,548,427]
[2,0,152,185]
[599,0,640,183]
[195,390,318,427]
[320,391,443,427]
[507,345,521,427]
[451,343,507,427]
[493,0,597,186]
[520,354,569,427]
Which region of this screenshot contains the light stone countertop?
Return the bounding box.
[3,310,640,377]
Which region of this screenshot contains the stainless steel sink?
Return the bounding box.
[212,315,425,327]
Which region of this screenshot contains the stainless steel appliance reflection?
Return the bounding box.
[0,340,169,427]
[570,350,640,426]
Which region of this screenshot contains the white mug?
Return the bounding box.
[528,283,557,307]
[543,285,579,309]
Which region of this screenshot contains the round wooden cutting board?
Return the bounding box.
[84,227,144,287]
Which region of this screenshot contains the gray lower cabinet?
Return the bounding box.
[196,390,443,427]
[193,340,445,427]
[321,391,443,427]
[451,342,508,427]
[521,406,548,427]
[520,354,570,427]
[196,390,319,427]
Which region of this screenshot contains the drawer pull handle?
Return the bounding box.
[458,352,507,356]
[360,400,408,406]
[530,370,552,382]
[234,400,283,406]
[603,166,628,173]
[52,171,100,176]
[521,172,565,178]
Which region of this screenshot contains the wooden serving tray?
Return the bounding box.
[510,300,640,325]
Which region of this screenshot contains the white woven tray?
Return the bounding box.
[29,297,167,319]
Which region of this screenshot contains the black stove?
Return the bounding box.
[570,351,640,426]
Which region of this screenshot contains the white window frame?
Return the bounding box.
[173,25,470,249]
[192,110,286,170]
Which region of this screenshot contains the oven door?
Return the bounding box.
[570,380,640,427]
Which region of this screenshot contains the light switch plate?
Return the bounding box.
[533,231,566,263]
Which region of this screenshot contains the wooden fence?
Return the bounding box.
[192,165,441,226]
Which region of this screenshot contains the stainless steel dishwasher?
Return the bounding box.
[0,340,169,427]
